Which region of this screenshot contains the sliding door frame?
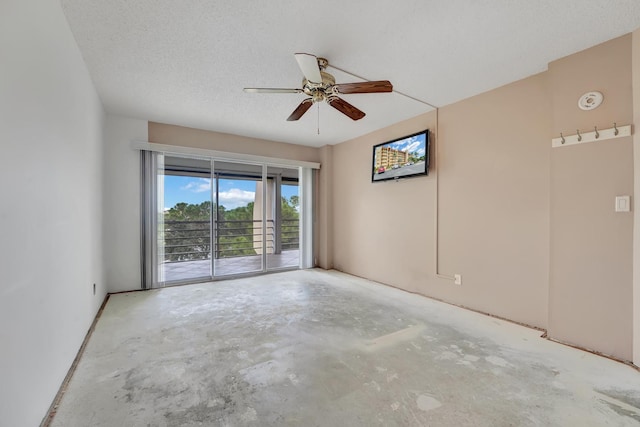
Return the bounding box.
[141,147,315,289]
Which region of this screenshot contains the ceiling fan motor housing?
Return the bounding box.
[302,71,336,102]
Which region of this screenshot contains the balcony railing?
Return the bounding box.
[161,219,299,263]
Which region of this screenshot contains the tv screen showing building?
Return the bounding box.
[372,130,429,182]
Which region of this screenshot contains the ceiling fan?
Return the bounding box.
[244,53,393,121]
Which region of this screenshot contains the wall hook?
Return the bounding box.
[552,123,630,148]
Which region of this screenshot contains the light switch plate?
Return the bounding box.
[615,196,631,212]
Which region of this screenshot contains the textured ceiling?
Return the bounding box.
[60,0,640,147]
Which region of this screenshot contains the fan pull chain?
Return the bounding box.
[317,103,320,135]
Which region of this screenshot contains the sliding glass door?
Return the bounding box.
[211,162,300,276]
[266,166,300,270]
[157,155,213,284]
[143,152,309,288]
[213,161,264,276]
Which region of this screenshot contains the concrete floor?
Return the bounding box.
[51,269,640,426]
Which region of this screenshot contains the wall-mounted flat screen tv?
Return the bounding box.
[372,129,429,182]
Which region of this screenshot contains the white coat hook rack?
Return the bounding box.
[552,123,632,148]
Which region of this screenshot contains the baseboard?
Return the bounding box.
[40,293,111,427]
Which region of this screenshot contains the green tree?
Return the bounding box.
[163,201,212,261]
[281,196,299,250]
[217,202,256,257]
[162,197,300,262]
[289,195,299,210]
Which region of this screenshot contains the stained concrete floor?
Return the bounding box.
[51,269,640,426]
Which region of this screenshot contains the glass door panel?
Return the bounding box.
[158,155,213,283]
[266,166,300,270]
[146,155,305,285]
[213,161,264,276]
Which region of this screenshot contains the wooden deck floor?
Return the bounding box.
[161,250,299,282]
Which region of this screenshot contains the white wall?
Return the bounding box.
[104,116,148,293]
[0,1,106,425]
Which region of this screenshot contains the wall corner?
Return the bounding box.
[632,28,640,367]
[316,145,334,269]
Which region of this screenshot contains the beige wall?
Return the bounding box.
[548,35,634,361]
[332,112,437,293]
[316,145,334,269]
[148,122,321,163]
[332,34,636,361]
[633,29,640,366]
[437,73,551,328]
[333,74,551,329]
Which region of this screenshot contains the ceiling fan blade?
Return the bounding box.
[287,98,314,121]
[294,53,322,84]
[333,80,393,94]
[327,96,366,121]
[244,88,303,94]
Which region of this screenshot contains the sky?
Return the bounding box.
[163,176,298,210]
[387,132,427,157]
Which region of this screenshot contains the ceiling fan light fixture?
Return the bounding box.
[312,91,325,103]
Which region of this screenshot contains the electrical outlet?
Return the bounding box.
[454,274,462,285]
[93,283,96,295]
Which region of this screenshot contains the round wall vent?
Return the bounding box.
[578,91,603,111]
